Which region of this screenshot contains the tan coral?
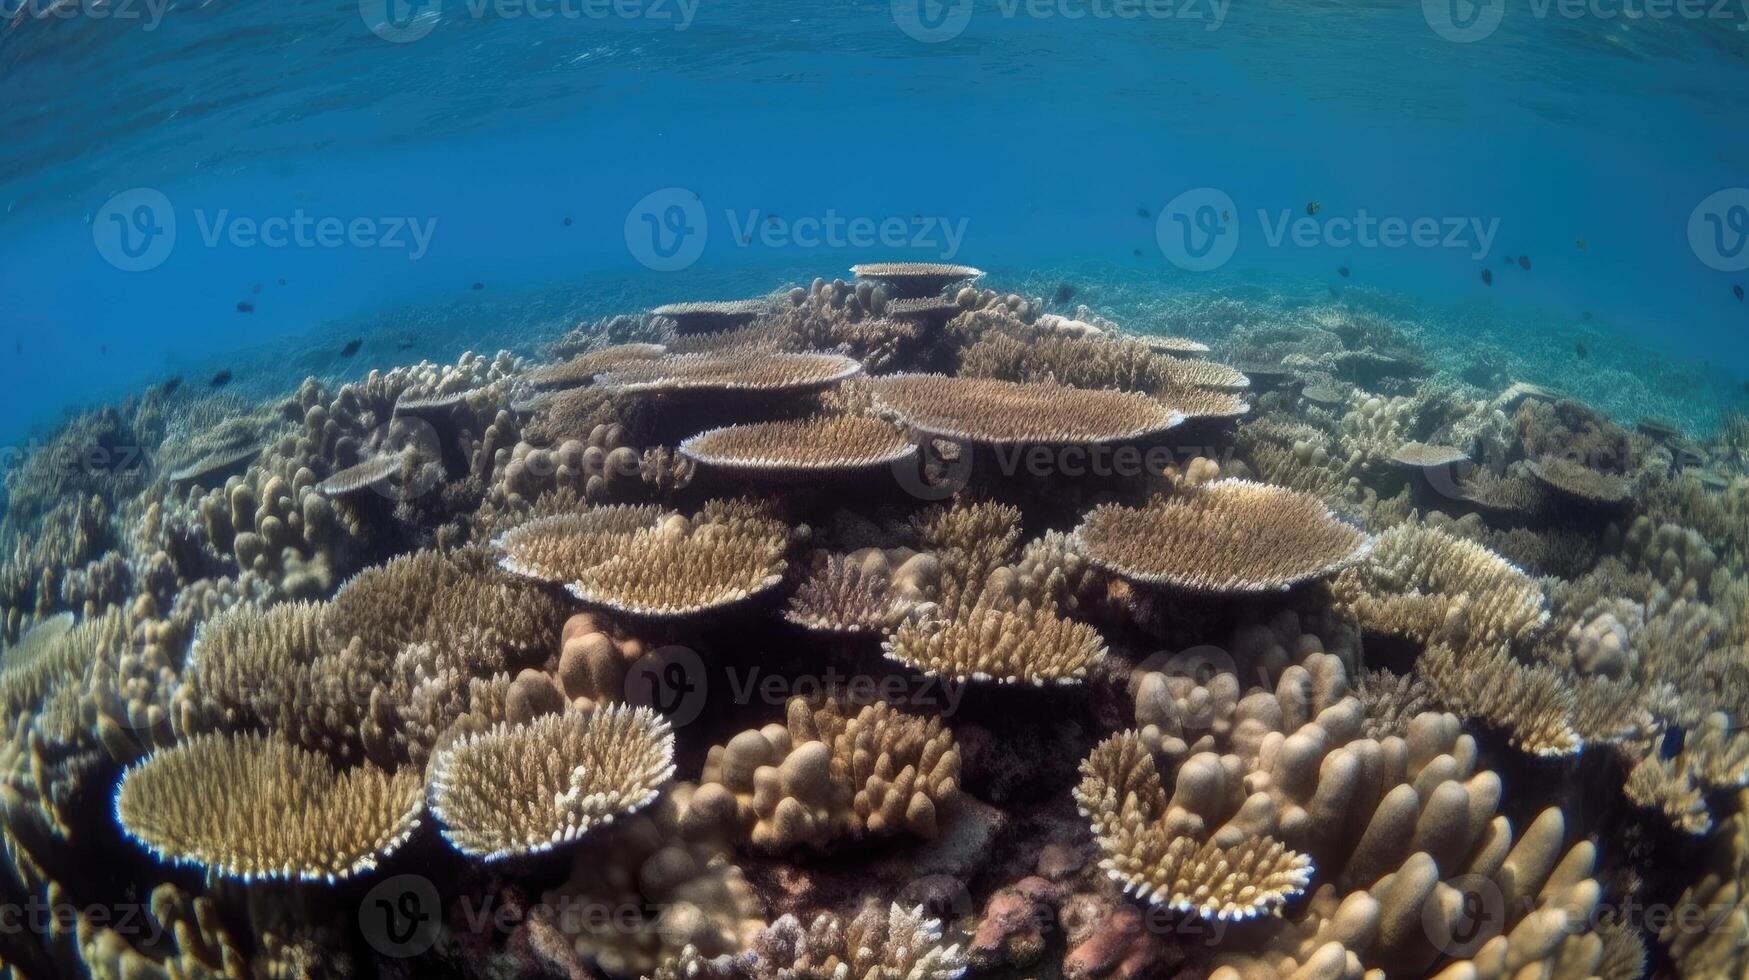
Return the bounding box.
[113,732,422,882]
[428,703,675,860]
[688,695,959,852]
[1528,456,1633,506]
[595,351,863,396]
[1331,521,1548,650]
[526,343,667,390]
[1074,480,1374,594]
[750,901,968,979]
[1418,642,1582,758]
[870,374,1183,446]
[679,415,916,476]
[783,549,937,634]
[850,262,983,298]
[883,592,1107,686]
[650,299,769,334]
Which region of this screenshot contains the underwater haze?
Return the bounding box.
[7,1,1749,979]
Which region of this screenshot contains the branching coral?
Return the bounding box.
[596,351,863,396]
[1332,521,1547,649]
[1074,480,1374,594]
[783,549,937,634]
[688,695,960,852]
[113,732,422,882]
[750,902,968,979]
[884,591,1107,686]
[428,703,675,860]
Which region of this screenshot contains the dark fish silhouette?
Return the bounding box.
[471,282,483,291]
[1574,342,1587,359]
[1053,283,1075,305]
[1337,266,1350,278]
[340,339,362,358]
[1136,207,1150,219]
[278,278,287,286]
[563,216,573,227]
[1306,201,1321,216]
[1132,247,1143,257]
[210,370,232,388]
[1660,725,1686,761]
[162,377,183,395]
[1575,238,1587,251]
[1583,310,1594,320]
[1480,268,1493,286]
[1735,284,1744,302]
[1518,255,1531,270]
[236,301,254,314]
[100,345,107,355]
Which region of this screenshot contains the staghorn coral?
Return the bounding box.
[428,703,675,860]
[1418,641,1582,757]
[783,549,937,634]
[688,694,960,852]
[113,732,422,882]
[680,415,916,477]
[1074,480,1374,594]
[883,591,1107,686]
[1332,520,1548,650]
[1663,791,1749,977]
[870,374,1182,445]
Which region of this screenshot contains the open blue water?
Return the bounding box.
[3,0,1748,449]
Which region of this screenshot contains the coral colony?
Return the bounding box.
[10,261,1749,979]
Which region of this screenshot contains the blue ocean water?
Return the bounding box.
[2,0,1748,450]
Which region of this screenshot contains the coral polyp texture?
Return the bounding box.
[6,266,1747,980]
[680,415,917,476]
[595,350,863,396]
[427,703,676,860]
[1073,479,1374,594]
[870,373,1183,445]
[113,732,423,882]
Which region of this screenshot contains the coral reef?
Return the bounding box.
[4,265,1747,980]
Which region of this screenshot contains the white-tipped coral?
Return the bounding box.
[679,415,916,477]
[870,374,1183,446]
[1074,480,1374,594]
[751,902,968,979]
[428,703,676,860]
[113,732,422,882]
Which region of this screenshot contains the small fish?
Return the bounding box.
[236,301,254,314]
[340,339,362,358]
[562,216,572,227]
[1132,247,1143,257]
[100,344,107,355]
[1053,283,1075,305]
[1306,201,1321,216]
[1583,310,1594,321]
[1735,284,1744,302]
[1518,255,1531,270]
[162,377,183,395]
[278,277,287,286]
[1337,265,1350,278]
[1220,209,1230,222]
[1136,207,1150,220]
[1575,238,1587,251]
[1574,342,1587,359]
[1480,268,1493,286]
[1660,725,1687,761]
[471,282,483,291]
[209,369,232,388]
